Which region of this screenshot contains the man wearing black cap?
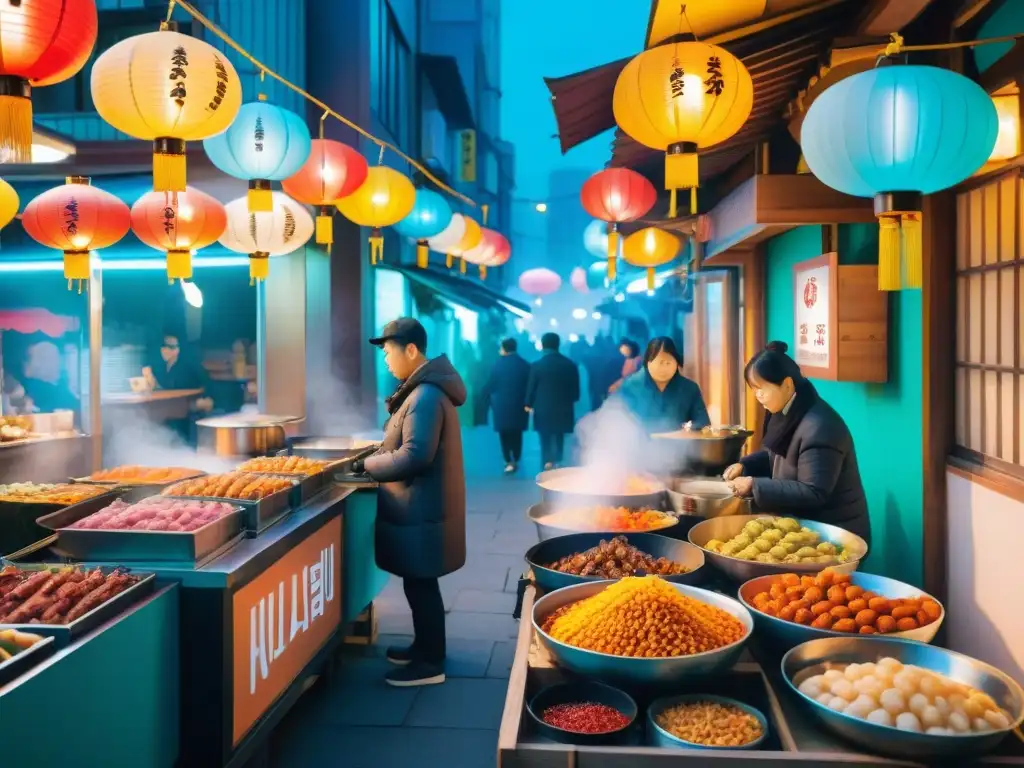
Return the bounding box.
[351,317,467,687]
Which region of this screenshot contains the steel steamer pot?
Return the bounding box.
[650,427,753,477]
[196,413,304,458]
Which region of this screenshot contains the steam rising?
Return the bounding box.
[102,407,236,473]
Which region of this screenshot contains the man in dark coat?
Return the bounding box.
[353,317,467,687]
[526,332,580,470]
[481,337,530,474]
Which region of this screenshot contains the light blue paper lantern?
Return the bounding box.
[801,63,997,290]
[393,188,453,268]
[586,260,610,291]
[204,100,312,212]
[584,218,619,262]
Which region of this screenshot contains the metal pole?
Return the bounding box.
[256,278,267,414]
[87,252,103,470]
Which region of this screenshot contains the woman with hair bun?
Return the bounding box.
[723,341,871,544]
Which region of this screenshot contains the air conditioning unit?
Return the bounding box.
[421,108,450,173]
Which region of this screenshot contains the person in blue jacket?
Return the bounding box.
[481,337,531,474]
[617,336,710,433]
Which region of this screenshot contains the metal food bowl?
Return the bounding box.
[525,532,706,592]
[738,572,945,651]
[535,467,667,510]
[666,477,750,518]
[528,503,678,542]
[649,428,752,476]
[532,580,753,686]
[688,515,867,583]
[646,694,769,750]
[527,680,638,746]
[783,636,1024,759]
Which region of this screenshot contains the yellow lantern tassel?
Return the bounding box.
[459,257,467,274]
[669,189,678,219]
[369,229,384,265]
[479,265,487,280]
[878,216,901,291]
[0,78,32,164]
[647,267,655,292]
[482,204,489,226]
[690,187,698,216]
[64,252,89,294]
[247,181,273,212]
[607,228,619,280]
[665,143,698,220]
[167,249,193,282]
[416,241,429,268]
[315,206,333,246]
[153,138,187,193]
[446,253,454,269]
[249,252,270,284]
[901,213,923,290]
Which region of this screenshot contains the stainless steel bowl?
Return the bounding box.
[528,502,678,542]
[738,572,945,650]
[536,467,667,510]
[532,580,753,685]
[688,515,867,583]
[525,532,706,592]
[666,477,749,518]
[783,636,1024,759]
[646,694,768,750]
[650,428,752,476]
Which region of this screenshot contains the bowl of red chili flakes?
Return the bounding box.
[528,680,638,745]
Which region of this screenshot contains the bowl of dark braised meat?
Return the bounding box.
[526,532,706,591]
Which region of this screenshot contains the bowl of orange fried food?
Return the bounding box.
[528,504,678,541]
[738,568,944,651]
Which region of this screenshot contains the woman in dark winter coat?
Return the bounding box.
[526,332,580,469]
[482,337,531,473]
[617,337,710,434]
[724,341,871,545]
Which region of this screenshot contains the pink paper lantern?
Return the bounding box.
[518,267,561,296]
[570,266,588,293]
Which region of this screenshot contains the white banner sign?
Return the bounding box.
[794,262,830,369]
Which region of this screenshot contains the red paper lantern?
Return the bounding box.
[0,0,99,163]
[131,187,227,282]
[281,139,368,248]
[22,176,130,292]
[580,168,656,280]
[462,228,511,280]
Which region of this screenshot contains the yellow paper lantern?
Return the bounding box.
[613,42,753,216]
[450,216,482,273]
[0,178,19,230]
[622,227,681,291]
[335,166,416,265]
[90,25,242,193]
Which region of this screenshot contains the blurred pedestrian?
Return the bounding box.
[482,338,531,473]
[526,332,580,470]
[608,338,642,394]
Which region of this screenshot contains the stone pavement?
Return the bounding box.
[269,427,550,768]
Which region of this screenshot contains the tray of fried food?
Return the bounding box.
[0,564,154,646]
[80,465,206,486]
[236,456,332,476]
[161,471,297,501]
[0,482,111,506]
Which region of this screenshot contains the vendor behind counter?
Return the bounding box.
[139,333,213,442]
[615,337,710,434]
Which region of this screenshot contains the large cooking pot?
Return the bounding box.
[196,413,304,458]
[536,467,667,510]
[650,427,752,476]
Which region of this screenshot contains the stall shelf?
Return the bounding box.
[0,583,180,768]
[499,584,1024,768]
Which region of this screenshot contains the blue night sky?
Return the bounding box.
[500,0,647,200]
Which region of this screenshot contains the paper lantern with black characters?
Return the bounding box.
[21,177,130,292]
[91,26,242,192]
[281,138,368,248]
[622,227,681,292]
[218,192,314,283]
[131,187,227,282]
[580,168,656,280]
[335,166,416,265]
[613,42,753,216]
[393,188,452,268]
[203,100,312,212]
[801,62,998,290]
[0,0,98,163]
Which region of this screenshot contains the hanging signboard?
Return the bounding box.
[459,130,477,183]
[793,252,835,376]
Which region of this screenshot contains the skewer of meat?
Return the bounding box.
[2,572,72,623]
[9,571,52,600]
[63,574,127,623]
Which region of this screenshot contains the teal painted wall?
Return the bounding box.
[764,226,924,586]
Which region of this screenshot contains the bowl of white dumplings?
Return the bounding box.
[783,636,1024,758]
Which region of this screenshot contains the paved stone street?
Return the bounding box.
[270,427,550,768]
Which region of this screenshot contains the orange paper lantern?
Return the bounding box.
[282,139,368,247]
[131,187,227,282]
[21,176,130,292]
[622,227,681,291]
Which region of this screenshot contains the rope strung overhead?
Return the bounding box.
[168,0,481,211]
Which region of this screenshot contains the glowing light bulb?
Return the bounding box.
[371,192,388,206]
[572,308,587,319]
[614,292,625,303]
[549,318,558,328]
[181,280,204,308]
[569,333,580,342]
[644,229,656,253]
[535,202,547,213]
[592,311,602,320]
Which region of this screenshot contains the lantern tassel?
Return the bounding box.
[459,257,467,274]
[247,183,273,213]
[647,267,655,292]
[416,241,429,268]
[315,207,333,246]
[878,216,901,291]
[153,142,187,193]
[901,213,923,290]
[690,187,697,216]
[446,253,454,269]
[665,146,698,220]
[479,265,487,280]
[0,91,32,164]
[369,230,384,265]
[669,189,677,219]
[166,249,193,282]
[249,252,270,284]
[64,252,89,294]
[607,229,619,281]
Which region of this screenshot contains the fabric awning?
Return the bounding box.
[382,265,531,317]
